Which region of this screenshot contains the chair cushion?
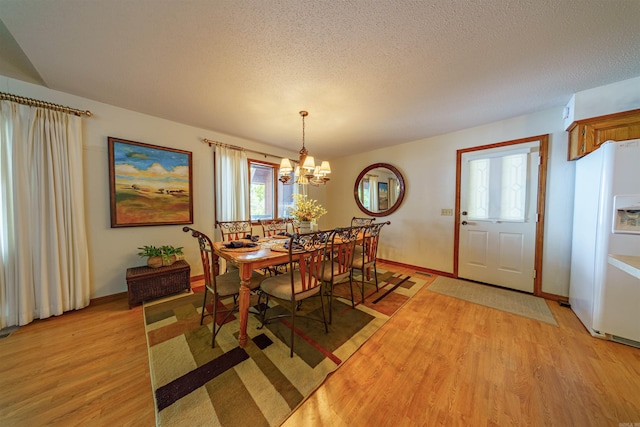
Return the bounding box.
[213,270,264,297]
[352,257,374,270]
[260,271,322,300]
[319,261,351,283]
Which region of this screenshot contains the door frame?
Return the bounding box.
[454,134,549,297]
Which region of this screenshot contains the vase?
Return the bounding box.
[147,256,163,268]
[299,220,312,234]
[147,255,176,268]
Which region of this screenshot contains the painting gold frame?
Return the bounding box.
[108,137,193,227]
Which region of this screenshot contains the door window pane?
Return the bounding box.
[500,154,527,221]
[467,153,528,222]
[468,159,490,219]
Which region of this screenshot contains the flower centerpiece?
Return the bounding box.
[287,194,327,232]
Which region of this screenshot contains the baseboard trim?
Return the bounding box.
[90,292,128,306]
[377,259,454,278]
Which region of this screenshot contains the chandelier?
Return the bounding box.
[279,111,331,185]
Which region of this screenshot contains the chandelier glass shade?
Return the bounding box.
[279,111,330,186]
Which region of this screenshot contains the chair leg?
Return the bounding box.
[348,271,356,308]
[210,295,242,348]
[373,262,379,292]
[290,298,295,358]
[318,288,328,333]
[327,281,334,325]
[257,292,270,329]
[211,294,219,348]
[200,287,209,325]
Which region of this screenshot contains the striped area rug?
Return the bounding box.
[143,270,433,426]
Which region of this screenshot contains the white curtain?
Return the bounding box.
[388,177,397,206]
[214,146,249,221]
[369,175,379,212]
[0,101,90,328]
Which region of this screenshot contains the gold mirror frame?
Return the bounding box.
[353,163,405,217]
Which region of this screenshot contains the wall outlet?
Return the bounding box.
[441,208,453,216]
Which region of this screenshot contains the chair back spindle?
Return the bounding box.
[350,216,376,227]
[260,218,288,237]
[287,232,329,293]
[216,220,252,241]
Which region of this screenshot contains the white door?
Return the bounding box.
[458,142,540,293]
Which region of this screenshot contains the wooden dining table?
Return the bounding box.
[212,237,292,347]
[212,226,375,348]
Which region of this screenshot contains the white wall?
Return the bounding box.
[0,76,300,298]
[573,76,640,122]
[2,74,639,299]
[325,108,573,296]
[325,75,640,297]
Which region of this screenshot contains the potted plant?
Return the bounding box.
[138,245,184,268]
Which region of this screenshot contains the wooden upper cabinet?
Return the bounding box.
[567,109,640,161]
[567,122,588,160]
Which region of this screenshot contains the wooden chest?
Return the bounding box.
[125,260,191,308]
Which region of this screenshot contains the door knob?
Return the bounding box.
[461,221,468,225]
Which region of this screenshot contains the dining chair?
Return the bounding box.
[259,218,289,237]
[351,221,390,304]
[215,220,253,241]
[318,226,362,324]
[259,218,290,275]
[350,216,376,227]
[257,230,332,357]
[351,217,376,261]
[183,227,264,348]
[288,219,301,235]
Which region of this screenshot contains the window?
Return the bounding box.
[467,152,528,222]
[249,160,296,221]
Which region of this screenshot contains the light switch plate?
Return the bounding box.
[441,208,453,216]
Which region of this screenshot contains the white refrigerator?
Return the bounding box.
[569,139,640,347]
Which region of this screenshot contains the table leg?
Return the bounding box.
[237,264,253,347]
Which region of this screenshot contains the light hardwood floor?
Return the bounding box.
[1,262,639,426]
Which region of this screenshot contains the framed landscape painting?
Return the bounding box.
[108,137,193,227]
[378,181,389,211]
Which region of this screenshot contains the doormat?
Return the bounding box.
[427,276,557,326]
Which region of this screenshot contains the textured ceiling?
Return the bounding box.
[1,0,640,159]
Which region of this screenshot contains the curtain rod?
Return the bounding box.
[0,91,92,117]
[203,138,286,160]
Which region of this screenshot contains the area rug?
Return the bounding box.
[144,270,433,427]
[427,276,557,326]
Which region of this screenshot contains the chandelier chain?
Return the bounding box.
[300,110,308,149]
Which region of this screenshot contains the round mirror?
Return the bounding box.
[354,163,405,217]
